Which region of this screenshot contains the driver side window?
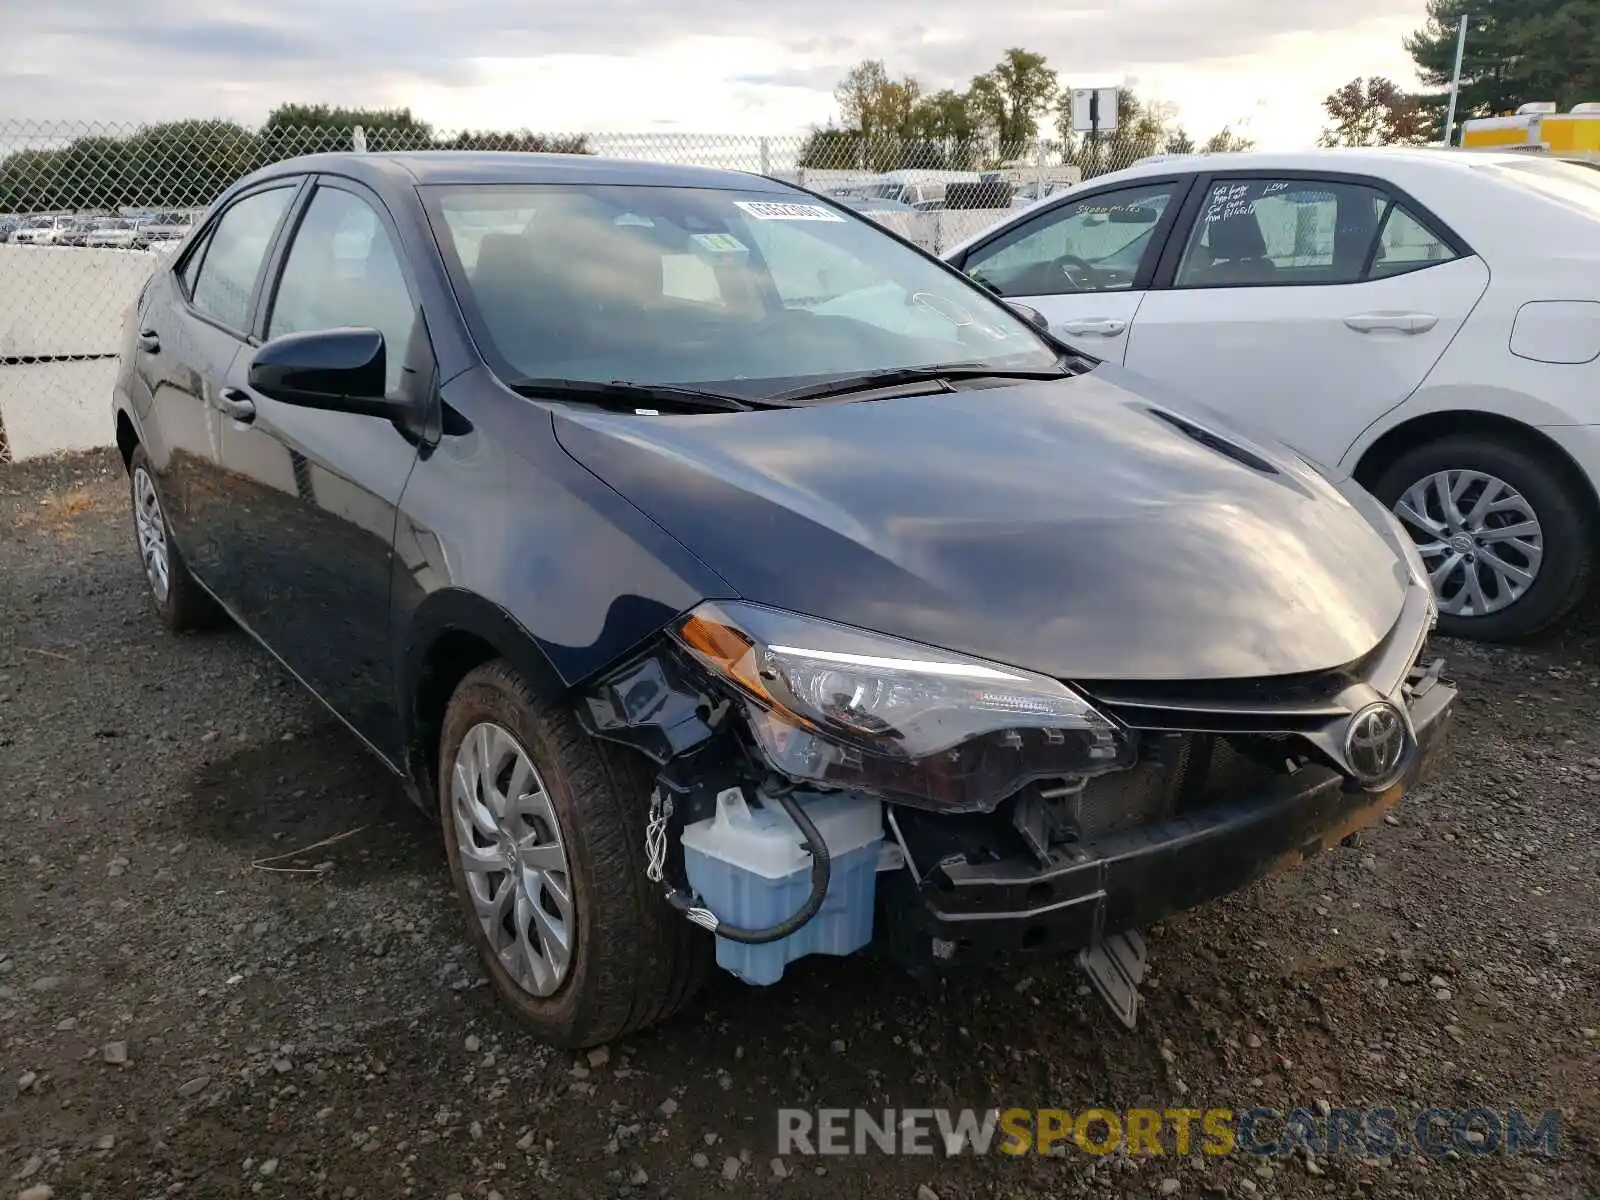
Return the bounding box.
[963,183,1177,298]
[267,185,416,395]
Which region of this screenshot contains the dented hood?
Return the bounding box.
[552,368,1410,681]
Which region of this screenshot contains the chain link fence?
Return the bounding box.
[0,119,1160,461]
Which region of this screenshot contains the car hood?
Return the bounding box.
[551,367,1410,681]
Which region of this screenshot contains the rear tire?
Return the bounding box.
[127,446,223,632]
[1370,435,1594,641]
[439,661,709,1048]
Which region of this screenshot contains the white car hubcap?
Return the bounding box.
[1393,469,1543,617]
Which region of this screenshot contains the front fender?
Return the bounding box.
[389,369,739,779]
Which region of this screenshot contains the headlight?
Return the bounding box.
[670,601,1132,812]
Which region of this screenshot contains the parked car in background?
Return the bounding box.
[832,170,982,209]
[945,148,1600,641]
[112,151,1452,1047]
[831,194,917,215]
[82,218,151,250]
[136,211,195,242]
[1009,180,1072,209]
[49,217,102,247]
[10,214,75,245]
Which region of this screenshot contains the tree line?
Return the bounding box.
[806,0,1600,172]
[1319,0,1600,147]
[0,105,589,214]
[797,51,1255,175]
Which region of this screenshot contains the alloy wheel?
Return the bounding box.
[1393,469,1543,618]
[132,466,171,602]
[450,722,575,998]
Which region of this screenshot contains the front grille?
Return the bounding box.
[1054,731,1303,846]
[1071,751,1187,839]
[1078,670,1360,734]
[1194,736,1298,804]
[1068,636,1429,823]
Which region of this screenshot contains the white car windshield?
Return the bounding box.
[1479,158,1600,217]
[424,183,1058,399]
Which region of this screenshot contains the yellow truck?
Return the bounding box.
[1461,102,1600,156]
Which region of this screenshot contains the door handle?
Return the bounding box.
[1343,312,1439,334]
[137,329,160,353]
[1057,317,1128,337]
[217,387,256,423]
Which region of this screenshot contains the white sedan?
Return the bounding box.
[943,148,1600,641]
[82,218,149,249]
[9,215,75,245]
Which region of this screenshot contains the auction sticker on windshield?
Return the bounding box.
[691,232,750,254]
[734,201,845,222]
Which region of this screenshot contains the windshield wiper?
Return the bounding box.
[767,362,1073,404]
[505,377,762,413]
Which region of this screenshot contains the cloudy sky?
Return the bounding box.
[6,1,1431,149]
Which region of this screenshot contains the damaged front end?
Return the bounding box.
[577,592,1455,1027]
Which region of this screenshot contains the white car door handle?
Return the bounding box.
[1343,312,1439,334]
[1057,317,1128,337]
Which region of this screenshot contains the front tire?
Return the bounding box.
[127,446,223,632]
[439,661,709,1047]
[1371,435,1594,641]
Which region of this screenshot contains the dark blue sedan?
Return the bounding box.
[114,152,1453,1045]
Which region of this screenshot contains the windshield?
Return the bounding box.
[1478,158,1600,217]
[423,183,1057,399]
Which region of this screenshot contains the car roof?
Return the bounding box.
[1109,145,1544,182]
[236,151,793,196]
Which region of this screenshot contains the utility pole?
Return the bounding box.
[1089,91,1101,176]
[1442,13,1469,146]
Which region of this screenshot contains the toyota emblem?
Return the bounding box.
[1344,702,1409,789]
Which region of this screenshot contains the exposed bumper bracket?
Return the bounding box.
[1077,928,1147,1029]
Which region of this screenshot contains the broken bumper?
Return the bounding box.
[888,663,1455,965]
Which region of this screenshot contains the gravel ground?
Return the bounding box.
[1,449,1597,1200]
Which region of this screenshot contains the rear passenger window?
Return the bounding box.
[1368,204,1458,278]
[190,187,295,330]
[1175,178,1386,287]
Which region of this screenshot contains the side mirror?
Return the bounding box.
[248,328,401,418]
[1007,301,1049,331]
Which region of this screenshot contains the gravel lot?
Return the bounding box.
[1,449,1597,1200]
